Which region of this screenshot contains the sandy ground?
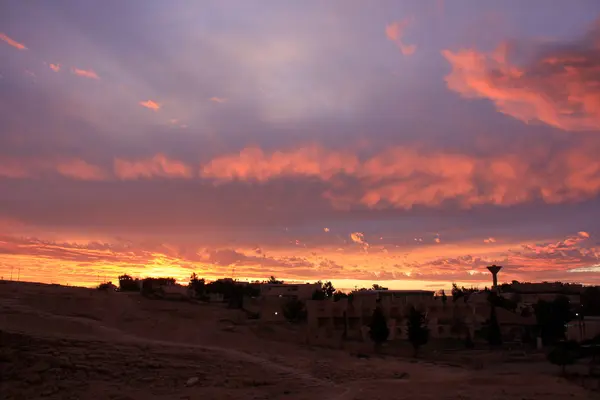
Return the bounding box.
[0,281,596,399]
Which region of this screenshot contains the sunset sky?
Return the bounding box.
[1,0,600,290]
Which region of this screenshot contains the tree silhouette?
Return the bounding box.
[534,296,574,345]
[487,305,502,346]
[440,290,448,306]
[371,284,388,291]
[333,291,348,302]
[267,276,283,284]
[322,281,336,297]
[582,286,600,316]
[188,273,205,298]
[312,289,326,300]
[282,298,306,323]
[118,274,140,292]
[369,307,389,351]
[547,341,579,375]
[407,306,429,357]
[312,281,337,300]
[451,283,478,303]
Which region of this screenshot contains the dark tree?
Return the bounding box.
[488,292,517,312]
[369,307,389,350]
[440,289,448,306]
[534,296,574,345]
[487,306,503,346]
[547,341,579,375]
[188,273,206,298]
[118,274,140,292]
[97,282,114,291]
[451,283,462,302]
[452,283,479,303]
[582,286,600,316]
[333,291,349,302]
[312,281,336,300]
[282,298,306,323]
[267,276,283,284]
[312,289,326,300]
[371,284,388,291]
[407,306,429,357]
[322,281,336,298]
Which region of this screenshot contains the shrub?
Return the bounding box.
[118,275,140,292]
[547,341,579,375]
[369,307,389,350]
[487,306,502,346]
[97,282,114,291]
[407,306,429,356]
[282,298,306,323]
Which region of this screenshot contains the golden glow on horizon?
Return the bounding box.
[0,231,596,289]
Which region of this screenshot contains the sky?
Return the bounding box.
[1,0,600,290]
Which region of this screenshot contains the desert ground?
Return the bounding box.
[0,281,596,399]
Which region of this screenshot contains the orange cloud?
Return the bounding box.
[0,33,27,50]
[385,19,416,56]
[139,100,161,111]
[55,159,108,181]
[201,143,600,210]
[442,23,600,131]
[484,238,496,244]
[114,154,193,180]
[49,63,60,72]
[71,67,99,79]
[210,97,227,103]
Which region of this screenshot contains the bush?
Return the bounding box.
[369,307,389,350]
[189,273,205,298]
[547,341,579,375]
[282,298,306,323]
[407,306,429,356]
[97,282,114,291]
[118,275,140,292]
[487,306,502,346]
[534,296,574,345]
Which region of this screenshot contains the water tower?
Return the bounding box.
[487,265,502,291]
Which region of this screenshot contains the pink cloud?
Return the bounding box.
[210,97,227,103]
[385,18,417,56]
[55,159,108,181]
[71,67,99,79]
[49,63,60,72]
[139,100,161,111]
[114,154,193,180]
[201,143,600,210]
[442,22,600,131]
[0,32,27,50]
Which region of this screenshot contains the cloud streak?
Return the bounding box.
[0,33,27,50]
[113,154,193,180]
[71,67,100,79]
